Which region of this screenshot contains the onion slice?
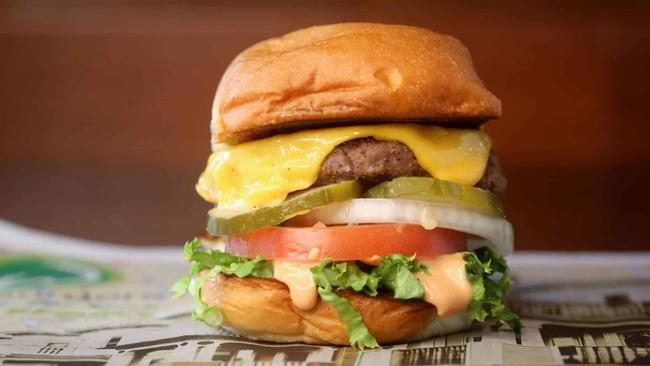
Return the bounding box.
[286,198,514,256]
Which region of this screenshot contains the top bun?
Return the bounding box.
[212,23,501,144]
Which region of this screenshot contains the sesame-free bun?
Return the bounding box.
[201,274,472,345]
[212,23,501,144]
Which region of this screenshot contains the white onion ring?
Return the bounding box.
[287,199,513,256]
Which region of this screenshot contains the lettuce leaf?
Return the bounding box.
[170,275,190,299]
[309,254,426,300]
[310,260,379,295]
[170,238,273,326]
[370,254,427,300]
[308,254,425,349]
[311,261,380,349]
[182,238,273,278]
[464,247,521,332]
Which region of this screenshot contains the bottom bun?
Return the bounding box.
[201,274,472,345]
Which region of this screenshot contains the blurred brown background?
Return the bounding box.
[1,1,649,250]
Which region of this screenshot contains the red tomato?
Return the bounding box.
[226,224,466,260]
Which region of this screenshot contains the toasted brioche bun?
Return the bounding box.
[212,23,501,144]
[201,274,472,345]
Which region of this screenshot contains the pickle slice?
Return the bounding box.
[207,180,363,236]
[363,177,505,217]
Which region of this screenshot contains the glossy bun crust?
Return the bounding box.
[201,274,472,345]
[212,23,501,144]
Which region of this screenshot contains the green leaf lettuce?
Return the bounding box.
[308,254,426,349]
[464,247,521,332]
[310,260,380,349]
[170,238,273,326]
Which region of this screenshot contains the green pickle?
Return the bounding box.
[363,176,505,217]
[207,180,363,236]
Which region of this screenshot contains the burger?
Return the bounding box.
[171,23,520,348]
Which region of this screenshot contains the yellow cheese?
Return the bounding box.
[196,124,491,210]
[416,253,472,316]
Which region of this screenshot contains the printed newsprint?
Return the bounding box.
[0,219,649,365]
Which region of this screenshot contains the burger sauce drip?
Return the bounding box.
[415,253,472,316]
[273,261,318,311]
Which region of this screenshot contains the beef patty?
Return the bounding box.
[315,138,506,195]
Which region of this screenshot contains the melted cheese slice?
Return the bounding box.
[416,253,472,316]
[196,124,491,210]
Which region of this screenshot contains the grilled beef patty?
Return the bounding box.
[315,138,506,195]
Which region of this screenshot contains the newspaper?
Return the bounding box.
[0,219,649,365]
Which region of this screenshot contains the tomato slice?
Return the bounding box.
[226,224,466,260]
